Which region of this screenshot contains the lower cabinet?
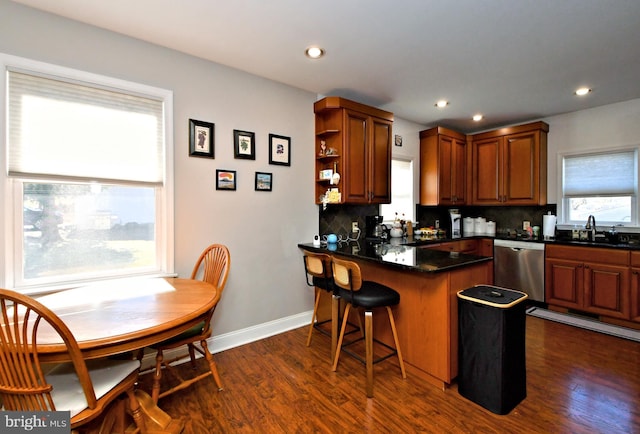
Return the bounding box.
[545,245,630,320]
[422,239,479,255]
[630,252,640,322]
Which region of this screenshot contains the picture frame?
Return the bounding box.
[216,169,237,191]
[269,134,291,166]
[189,119,215,158]
[233,130,256,160]
[395,134,403,147]
[255,172,273,191]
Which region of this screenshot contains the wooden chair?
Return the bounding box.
[150,244,230,403]
[330,257,406,398]
[302,251,335,346]
[0,288,146,432]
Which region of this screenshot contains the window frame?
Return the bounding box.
[558,146,639,229]
[0,53,175,293]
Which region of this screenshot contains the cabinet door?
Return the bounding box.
[583,263,630,319]
[369,116,392,203]
[471,137,501,204]
[438,136,466,205]
[342,110,369,203]
[478,238,493,257]
[503,131,540,204]
[545,258,583,309]
[631,268,640,322]
[437,135,454,203]
[451,137,466,204]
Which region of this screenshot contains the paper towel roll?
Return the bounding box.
[543,214,556,238]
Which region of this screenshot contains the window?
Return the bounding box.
[1,54,174,292]
[380,158,415,223]
[560,149,638,227]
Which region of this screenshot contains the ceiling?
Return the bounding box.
[13,0,640,133]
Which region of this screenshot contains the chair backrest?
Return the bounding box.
[303,251,332,287]
[331,257,363,292]
[190,244,231,295]
[190,244,231,330]
[0,288,97,412]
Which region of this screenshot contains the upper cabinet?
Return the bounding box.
[314,97,393,205]
[469,121,549,205]
[419,126,466,206]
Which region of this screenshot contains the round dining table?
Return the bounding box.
[34,277,219,362]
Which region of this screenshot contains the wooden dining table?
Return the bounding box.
[34,276,219,433]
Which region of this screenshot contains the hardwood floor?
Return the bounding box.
[138,315,640,433]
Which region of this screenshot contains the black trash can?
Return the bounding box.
[457,285,528,415]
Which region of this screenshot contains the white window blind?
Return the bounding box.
[563,150,636,197]
[8,70,164,185]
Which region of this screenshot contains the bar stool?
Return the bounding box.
[331,257,406,398]
[302,251,336,350]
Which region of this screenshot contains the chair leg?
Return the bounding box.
[126,387,147,433]
[306,289,322,346]
[151,350,164,404]
[188,343,197,369]
[331,303,352,372]
[331,294,339,362]
[200,339,223,391]
[356,308,365,338]
[386,306,406,379]
[365,311,374,398]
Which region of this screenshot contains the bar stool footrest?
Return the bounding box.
[341,336,399,366]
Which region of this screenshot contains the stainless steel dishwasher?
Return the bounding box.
[493,239,545,302]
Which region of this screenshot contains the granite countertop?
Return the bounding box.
[406,234,640,250]
[298,241,492,273]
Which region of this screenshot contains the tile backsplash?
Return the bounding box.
[318,203,558,239]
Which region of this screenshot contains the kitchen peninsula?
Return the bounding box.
[298,240,493,389]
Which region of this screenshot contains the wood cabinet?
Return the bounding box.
[422,239,479,255]
[469,121,548,205]
[419,127,466,205]
[545,245,630,319]
[314,97,393,204]
[630,252,640,322]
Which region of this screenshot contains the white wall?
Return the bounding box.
[544,98,640,204]
[0,0,319,337]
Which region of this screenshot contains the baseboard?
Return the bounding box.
[140,309,312,371]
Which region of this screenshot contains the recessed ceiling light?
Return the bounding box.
[575,87,592,96]
[435,100,449,108]
[472,114,483,121]
[305,46,325,59]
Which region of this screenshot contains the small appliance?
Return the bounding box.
[365,215,386,240]
[449,209,462,239]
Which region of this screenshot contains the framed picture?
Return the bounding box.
[189,119,215,158]
[269,134,291,166]
[233,130,255,160]
[216,169,237,191]
[395,134,403,147]
[255,172,273,191]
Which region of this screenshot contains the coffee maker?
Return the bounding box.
[449,209,461,239]
[365,215,386,240]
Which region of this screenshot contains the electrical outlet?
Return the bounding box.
[435,220,440,229]
[523,221,531,230]
[352,221,359,232]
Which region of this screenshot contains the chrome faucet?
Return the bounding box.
[585,215,596,241]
